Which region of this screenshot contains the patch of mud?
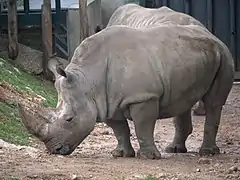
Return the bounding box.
[0,85,240,180]
[0,82,45,107]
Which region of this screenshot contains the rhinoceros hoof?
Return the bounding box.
[111,147,135,158]
[199,146,220,156]
[165,143,187,153]
[137,148,161,160]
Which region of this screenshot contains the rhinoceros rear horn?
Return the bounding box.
[18,103,51,141]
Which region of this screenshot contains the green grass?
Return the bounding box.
[139,175,158,180]
[3,176,20,180]
[0,57,57,146]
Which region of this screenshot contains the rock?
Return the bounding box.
[229,166,238,173]
[0,36,43,74]
[233,158,239,163]
[198,158,211,164]
[196,168,201,172]
[158,173,167,178]
[101,130,110,135]
[71,174,79,180]
[227,166,238,174]
[91,132,99,136]
[27,175,38,178]
[208,167,215,172]
[225,174,239,179]
[17,147,25,151]
[0,36,70,75]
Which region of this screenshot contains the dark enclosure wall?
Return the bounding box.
[142,0,240,73]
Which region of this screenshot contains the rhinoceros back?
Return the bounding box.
[107,3,205,28]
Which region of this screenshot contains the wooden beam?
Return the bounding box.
[41,0,53,80]
[79,0,89,42]
[7,0,19,60]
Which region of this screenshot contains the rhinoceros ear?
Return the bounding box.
[56,65,67,78]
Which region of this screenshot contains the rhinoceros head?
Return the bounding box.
[19,64,97,155]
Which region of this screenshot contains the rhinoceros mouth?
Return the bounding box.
[48,143,73,155]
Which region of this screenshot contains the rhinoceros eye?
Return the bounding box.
[66,117,74,122]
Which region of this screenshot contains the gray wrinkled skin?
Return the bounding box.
[107,3,205,28]
[105,4,210,116]
[19,23,234,158]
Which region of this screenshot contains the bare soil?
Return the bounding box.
[0,83,240,180]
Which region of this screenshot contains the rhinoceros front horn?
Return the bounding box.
[18,103,53,141]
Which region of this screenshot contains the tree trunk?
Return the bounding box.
[7,0,19,60]
[41,0,53,80]
[79,0,89,42]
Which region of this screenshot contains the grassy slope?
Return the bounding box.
[0,57,57,146]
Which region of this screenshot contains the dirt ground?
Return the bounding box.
[0,83,240,180]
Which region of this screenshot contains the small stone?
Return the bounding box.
[71,174,78,180]
[89,174,93,178]
[198,158,211,164]
[102,130,110,135]
[27,175,38,178]
[233,158,239,163]
[56,155,64,158]
[17,147,25,151]
[158,173,167,178]
[91,132,98,136]
[196,168,201,172]
[208,167,214,172]
[229,166,238,172]
[225,174,239,179]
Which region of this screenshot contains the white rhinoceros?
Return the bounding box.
[96,3,210,116]
[19,23,234,159]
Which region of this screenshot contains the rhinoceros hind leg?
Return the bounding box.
[165,110,192,153]
[199,58,234,156]
[199,103,222,156]
[106,119,135,158]
[130,100,161,160]
[193,100,206,116]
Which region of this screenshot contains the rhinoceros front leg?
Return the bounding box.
[130,100,161,159]
[165,110,192,153]
[106,119,135,158]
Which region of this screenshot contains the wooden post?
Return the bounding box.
[41,0,53,80]
[7,0,19,60]
[79,0,89,42]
